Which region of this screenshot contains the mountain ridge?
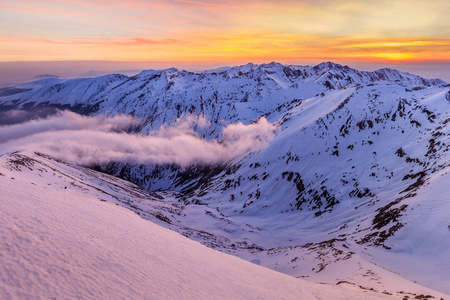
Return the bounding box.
[0,61,445,112]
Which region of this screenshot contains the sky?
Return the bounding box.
[0,0,449,85]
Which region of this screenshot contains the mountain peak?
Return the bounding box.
[314,61,348,70]
[163,67,179,73]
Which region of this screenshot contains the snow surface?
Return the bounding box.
[0,152,407,300]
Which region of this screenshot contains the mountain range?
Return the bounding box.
[1,61,449,298]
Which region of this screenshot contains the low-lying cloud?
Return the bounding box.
[0,110,275,167]
[0,107,60,125]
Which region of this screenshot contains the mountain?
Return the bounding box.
[0,151,445,299]
[1,62,449,296]
[0,62,444,125]
[2,152,412,300]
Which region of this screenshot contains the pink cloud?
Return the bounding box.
[33,37,180,46]
[174,0,241,10]
[0,5,188,22]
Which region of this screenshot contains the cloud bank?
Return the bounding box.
[0,107,61,125]
[0,110,275,167]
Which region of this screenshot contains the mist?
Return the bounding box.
[0,108,62,126]
[0,110,276,167]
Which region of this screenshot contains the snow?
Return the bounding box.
[1,61,450,298]
[16,77,65,90]
[363,166,450,294]
[0,153,404,300]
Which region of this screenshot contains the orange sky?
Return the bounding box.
[0,0,449,82]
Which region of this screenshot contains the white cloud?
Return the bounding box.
[0,110,275,167]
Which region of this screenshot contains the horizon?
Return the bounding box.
[1,59,449,88]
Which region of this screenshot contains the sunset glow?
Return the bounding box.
[0,0,449,81]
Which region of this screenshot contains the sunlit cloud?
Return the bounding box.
[0,4,188,22]
[174,0,241,10]
[367,53,415,61]
[0,0,448,77]
[32,37,180,46]
[341,41,448,48]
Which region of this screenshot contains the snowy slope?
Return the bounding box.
[0,152,447,299]
[0,152,414,300]
[180,81,450,294]
[1,62,450,296]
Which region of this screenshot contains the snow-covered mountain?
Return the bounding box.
[0,151,445,299]
[0,62,444,127]
[1,62,449,296]
[3,152,416,300]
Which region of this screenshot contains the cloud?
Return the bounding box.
[0,110,139,143]
[114,38,180,46]
[0,111,275,167]
[0,5,188,22]
[0,108,60,125]
[174,0,241,10]
[33,37,181,46]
